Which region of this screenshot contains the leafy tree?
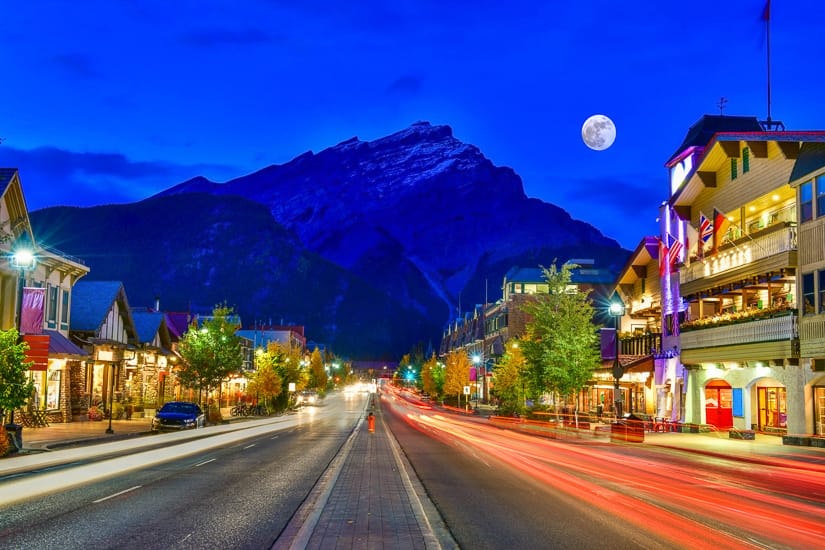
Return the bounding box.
[491,339,528,415]
[421,353,440,397]
[176,305,244,406]
[309,347,327,391]
[247,346,283,413]
[0,328,34,425]
[443,349,471,408]
[519,263,601,416]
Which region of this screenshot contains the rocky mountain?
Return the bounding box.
[31,122,629,359]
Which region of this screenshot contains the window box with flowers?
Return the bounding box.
[680,304,795,333]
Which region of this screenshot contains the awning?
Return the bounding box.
[44,329,89,357]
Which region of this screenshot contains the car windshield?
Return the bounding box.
[161,403,196,414]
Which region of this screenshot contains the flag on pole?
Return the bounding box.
[658,237,669,277]
[667,233,683,267]
[698,211,712,261]
[712,207,730,254]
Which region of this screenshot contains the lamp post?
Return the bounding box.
[8,238,37,430]
[608,292,626,419]
[106,360,116,434]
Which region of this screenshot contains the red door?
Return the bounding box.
[705,380,733,429]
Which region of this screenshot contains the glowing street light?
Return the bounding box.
[608,291,626,418]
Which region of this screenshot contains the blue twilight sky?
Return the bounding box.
[1,1,824,250]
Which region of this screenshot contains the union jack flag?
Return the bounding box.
[699,212,713,243]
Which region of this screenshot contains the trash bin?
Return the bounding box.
[610,413,645,443]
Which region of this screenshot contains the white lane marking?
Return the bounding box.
[194,458,216,467]
[244,444,256,449]
[271,435,279,440]
[93,485,141,503]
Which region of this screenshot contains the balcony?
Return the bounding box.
[619,332,661,356]
[680,309,797,350]
[681,225,796,286]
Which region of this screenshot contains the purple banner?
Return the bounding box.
[20,287,45,335]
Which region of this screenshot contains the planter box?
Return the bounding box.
[782,435,811,447]
[729,429,755,440]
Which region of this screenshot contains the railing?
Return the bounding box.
[40,244,87,265]
[619,333,662,356]
[680,313,797,349]
[681,225,796,285]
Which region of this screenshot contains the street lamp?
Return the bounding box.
[472,354,486,408]
[8,234,37,429]
[608,292,626,418]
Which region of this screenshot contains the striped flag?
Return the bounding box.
[667,233,683,267]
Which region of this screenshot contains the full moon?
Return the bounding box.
[581,114,616,151]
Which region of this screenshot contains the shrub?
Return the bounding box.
[111,402,125,420]
[207,403,222,425]
[88,405,104,421]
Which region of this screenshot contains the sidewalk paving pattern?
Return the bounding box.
[4,403,825,549]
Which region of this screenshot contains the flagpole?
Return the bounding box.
[765,0,772,125]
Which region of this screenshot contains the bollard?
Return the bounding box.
[367,412,375,433]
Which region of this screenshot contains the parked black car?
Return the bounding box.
[151,401,205,432]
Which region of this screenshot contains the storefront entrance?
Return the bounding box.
[757,386,787,432]
[705,379,733,429]
[815,386,825,435]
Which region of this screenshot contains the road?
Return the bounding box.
[0,394,364,549]
[2,388,825,549]
[381,387,825,549]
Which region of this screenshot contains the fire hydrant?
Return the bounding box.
[367,412,375,433]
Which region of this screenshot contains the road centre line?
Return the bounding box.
[194,458,216,467]
[93,485,142,503]
[244,444,256,449]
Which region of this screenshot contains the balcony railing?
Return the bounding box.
[619,332,662,356]
[681,225,796,285]
[680,311,797,350]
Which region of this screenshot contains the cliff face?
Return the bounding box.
[34,122,628,359]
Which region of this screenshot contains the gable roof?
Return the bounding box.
[70,280,134,334]
[790,142,825,182]
[666,115,763,164]
[132,310,167,345]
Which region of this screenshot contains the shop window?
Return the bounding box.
[47,369,62,410]
[801,180,813,222]
[803,272,815,314]
[742,147,750,173]
[730,158,737,180]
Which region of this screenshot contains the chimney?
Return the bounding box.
[154,296,161,312]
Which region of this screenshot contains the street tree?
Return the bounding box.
[247,345,283,413]
[420,353,441,397]
[443,349,471,408]
[176,305,244,408]
[0,328,34,426]
[519,263,601,418]
[309,347,327,391]
[492,339,528,415]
